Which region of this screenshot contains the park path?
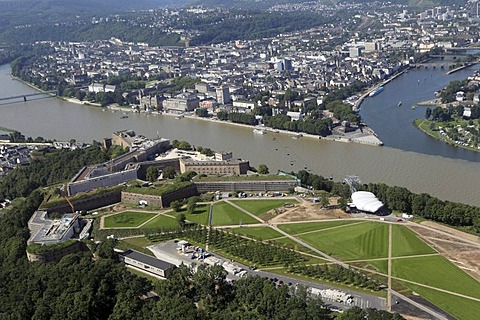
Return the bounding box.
[353,264,480,303]
[291,221,367,237]
[387,224,393,311]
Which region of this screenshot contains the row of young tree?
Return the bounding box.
[179,227,307,267]
[289,264,384,291]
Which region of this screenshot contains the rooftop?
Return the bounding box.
[120,249,175,271]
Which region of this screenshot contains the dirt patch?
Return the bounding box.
[269,198,350,223]
[408,224,480,281]
[420,221,480,243]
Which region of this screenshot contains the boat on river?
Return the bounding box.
[253,128,266,135]
[368,86,384,97]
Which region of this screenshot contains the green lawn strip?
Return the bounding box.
[270,237,317,255]
[211,202,259,226]
[397,281,480,320]
[392,255,480,299]
[115,239,154,256]
[230,199,298,216]
[180,204,210,225]
[268,268,387,298]
[141,214,179,229]
[353,259,389,275]
[298,222,389,260]
[122,236,154,248]
[104,211,156,228]
[392,225,436,257]
[226,226,283,240]
[277,220,361,235]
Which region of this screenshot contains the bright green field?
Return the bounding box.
[270,237,315,254]
[103,211,156,228]
[392,225,436,257]
[278,220,362,235]
[211,202,259,226]
[141,214,179,229]
[398,281,480,320]
[230,199,298,216]
[392,256,480,298]
[183,203,210,225]
[227,226,283,240]
[298,222,389,260]
[361,259,388,274]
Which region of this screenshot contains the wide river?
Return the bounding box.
[1,63,480,206]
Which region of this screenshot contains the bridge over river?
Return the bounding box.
[0,91,57,102]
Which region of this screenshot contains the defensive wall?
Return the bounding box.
[121,184,198,208]
[194,180,297,193]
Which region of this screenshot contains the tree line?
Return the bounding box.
[294,170,480,234]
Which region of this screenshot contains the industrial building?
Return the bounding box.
[119,250,175,278]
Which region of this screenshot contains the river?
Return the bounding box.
[1,63,480,206]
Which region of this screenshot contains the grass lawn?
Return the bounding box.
[278,220,362,235]
[211,202,259,226]
[227,226,283,240]
[398,281,480,320]
[392,225,436,257]
[270,237,316,255]
[103,211,156,228]
[359,259,389,274]
[141,214,179,229]
[392,255,480,299]
[298,222,389,260]
[180,203,210,225]
[122,236,154,248]
[230,199,298,216]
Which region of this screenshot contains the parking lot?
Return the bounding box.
[147,240,386,312]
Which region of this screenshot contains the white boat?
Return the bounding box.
[369,86,384,97]
[292,134,303,139]
[253,128,266,135]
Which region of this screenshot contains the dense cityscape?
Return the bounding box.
[1,1,480,319]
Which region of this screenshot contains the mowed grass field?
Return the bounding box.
[141,214,179,229]
[278,220,362,235]
[183,203,210,225]
[392,225,436,257]
[227,226,283,240]
[392,255,480,299]
[211,202,259,226]
[298,222,389,260]
[230,199,298,216]
[103,211,156,228]
[397,281,480,320]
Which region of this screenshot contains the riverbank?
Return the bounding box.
[413,119,480,153]
[446,61,478,75]
[8,70,384,147]
[355,68,407,111]
[106,105,384,146]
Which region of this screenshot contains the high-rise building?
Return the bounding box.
[216,86,231,105]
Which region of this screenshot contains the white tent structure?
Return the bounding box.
[351,191,384,213]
